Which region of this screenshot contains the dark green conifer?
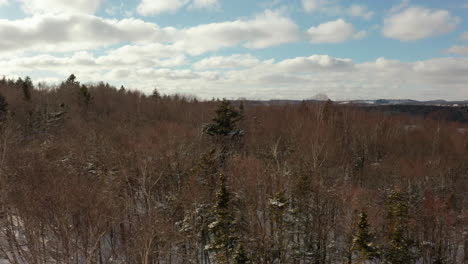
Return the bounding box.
[79,85,91,105]
[352,212,379,263]
[203,99,242,137]
[385,191,415,264]
[208,174,238,263]
[0,93,8,120]
[66,74,79,86]
[151,88,161,99]
[234,243,249,264]
[22,76,33,102]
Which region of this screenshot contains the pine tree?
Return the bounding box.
[66,74,79,86]
[352,212,378,263]
[208,174,238,264]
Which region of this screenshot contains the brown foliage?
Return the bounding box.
[0,77,465,263]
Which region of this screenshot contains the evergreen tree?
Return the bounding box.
[79,85,91,105]
[208,174,238,264]
[234,243,249,264]
[0,93,8,120]
[203,100,243,137]
[385,191,415,264]
[352,212,378,263]
[22,76,33,102]
[151,88,161,99]
[66,74,79,86]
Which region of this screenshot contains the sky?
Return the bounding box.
[0,0,467,100]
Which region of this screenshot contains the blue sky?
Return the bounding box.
[0,0,467,100]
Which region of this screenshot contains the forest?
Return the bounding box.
[0,75,465,264]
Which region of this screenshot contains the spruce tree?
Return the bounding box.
[22,76,33,102]
[151,88,161,99]
[79,85,91,105]
[352,212,378,263]
[0,93,7,120]
[385,191,415,264]
[208,174,238,263]
[234,243,249,264]
[203,100,243,137]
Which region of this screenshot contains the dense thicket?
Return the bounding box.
[0,76,465,263]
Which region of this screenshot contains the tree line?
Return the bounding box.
[0,75,465,263]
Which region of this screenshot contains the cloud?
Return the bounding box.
[20,0,101,14]
[389,0,410,14]
[0,14,172,53]
[100,10,299,57]
[177,10,300,53]
[0,0,9,7]
[137,0,188,15]
[302,0,373,20]
[0,10,297,55]
[459,32,468,41]
[137,0,220,15]
[383,6,460,41]
[193,54,261,69]
[276,55,353,72]
[302,0,327,12]
[3,53,468,100]
[191,0,219,9]
[348,4,374,20]
[306,19,365,43]
[445,46,468,55]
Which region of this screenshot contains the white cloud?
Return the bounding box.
[389,0,410,14]
[20,0,101,14]
[459,32,468,41]
[173,9,300,54]
[137,0,188,15]
[276,55,353,72]
[302,0,327,12]
[0,10,297,54]
[191,0,219,9]
[306,19,365,43]
[445,46,468,55]
[3,53,468,100]
[193,54,261,69]
[0,14,172,53]
[137,0,220,15]
[0,0,9,7]
[302,0,373,20]
[348,4,374,20]
[383,7,460,41]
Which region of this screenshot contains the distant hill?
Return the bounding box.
[359,104,468,123]
[244,99,468,122]
[338,99,468,106]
